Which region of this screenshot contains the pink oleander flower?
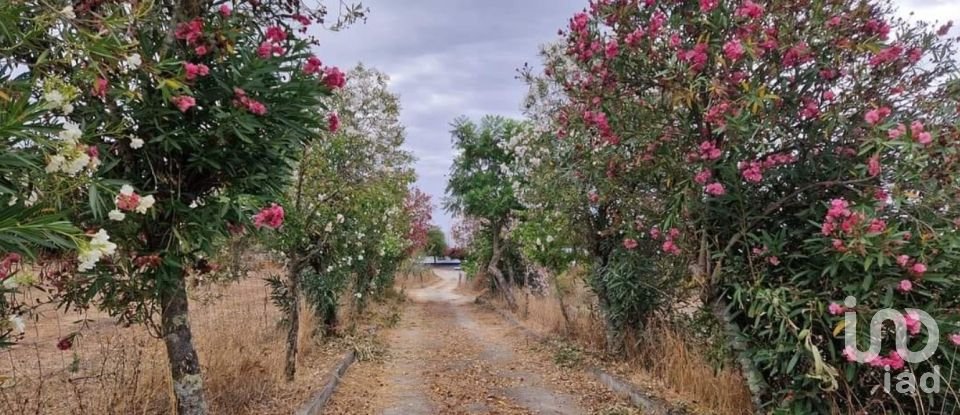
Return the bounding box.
[864,107,891,125]
[92,77,108,99]
[767,256,780,266]
[723,39,744,61]
[247,100,267,115]
[219,4,231,16]
[623,238,638,250]
[694,169,712,185]
[328,112,340,133]
[896,255,911,267]
[604,39,619,59]
[734,0,764,19]
[195,44,209,56]
[699,0,719,13]
[184,62,210,81]
[782,42,811,67]
[897,279,913,293]
[904,311,922,335]
[304,55,323,75]
[868,351,904,370]
[265,26,287,43]
[649,226,661,240]
[698,141,722,160]
[832,239,846,252]
[257,41,285,58]
[828,302,845,316]
[740,161,763,183]
[253,203,284,229]
[323,67,347,89]
[705,182,726,196]
[868,155,881,177]
[842,345,857,362]
[171,95,196,112]
[867,219,886,234]
[911,262,927,276]
[950,333,960,346]
[668,228,680,239]
[174,18,204,45]
[662,240,681,255]
[293,14,311,27]
[888,123,906,139]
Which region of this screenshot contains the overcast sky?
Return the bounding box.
[314,0,958,240]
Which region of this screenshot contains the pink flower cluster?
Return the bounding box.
[695,141,722,161]
[233,88,267,116]
[739,152,795,183]
[0,253,22,281]
[723,39,744,61]
[184,62,210,81]
[679,43,709,72]
[734,0,764,19]
[322,67,347,90]
[257,26,287,59]
[869,44,903,67]
[171,95,196,112]
[174,18,204,45]
[699,0,719,13]
[623,238,638,250]
[896,255,927,278]
[704,182,726,196]
[751,245,780,266]
[253,203,284,229]
[865,351,905,370]
[864,106,891,125]
[303,55,323,75]
[650,227,681,255]
[782,42,811,67]
[583,110,619,145]
[821,198,862,240]
[328,113,340,133]
[92,77,108,99]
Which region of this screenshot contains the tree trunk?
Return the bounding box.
[161,276,209,415]
[554,283,573,335]
[487,221,517,310]
[283,263,301,381]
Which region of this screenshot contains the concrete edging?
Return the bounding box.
[294,349,357,415]
[484,301,689,415]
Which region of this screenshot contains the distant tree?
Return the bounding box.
[424,226,447,262]
[445,116,525,309]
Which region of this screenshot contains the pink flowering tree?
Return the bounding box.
[1,1,362,413]
[540,0,960,411]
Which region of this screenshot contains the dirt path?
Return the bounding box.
[324,269,633,415]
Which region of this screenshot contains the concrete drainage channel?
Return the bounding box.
[483,301,691,415]
[294,349,357,415]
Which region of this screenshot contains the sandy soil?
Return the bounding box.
[324,268,635,415]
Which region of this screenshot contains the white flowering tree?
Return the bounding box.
[260,64,415,380]
[0,73,86,347]
[1,1,364,413]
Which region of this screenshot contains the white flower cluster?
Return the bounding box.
[42,77,79,115]
[78,229,118,271]
[46,122,99,176]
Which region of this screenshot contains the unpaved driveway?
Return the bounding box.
[324,269,632,414]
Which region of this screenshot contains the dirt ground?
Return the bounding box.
[324,268,637,415]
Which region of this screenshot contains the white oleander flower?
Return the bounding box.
[108,209,126,221]
[130,138,144,149]
[135,195,155,214]
[126,53,142,69]
[59,122,82,142]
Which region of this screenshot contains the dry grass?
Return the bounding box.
[0,260,350,415]
[499,271,754,415]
